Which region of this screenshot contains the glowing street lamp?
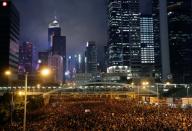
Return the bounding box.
[5,70,12,76]
[142,81,149,86]
[131,82,134,87]
[165,82,171,85]
[18,91,25,96]
[23,68,51,131]
[4,70,14,125]
[40,68,51,77]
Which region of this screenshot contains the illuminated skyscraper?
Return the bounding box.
[85,41,97,74]
[48,17,66,82]
[38,51,49,67]
[74,54,83,73]
[140,16,155,78]
[0,1,20,84]
[48,55,63,83]
[52,35,66,77]
[106,0,140,77]
[168,0,192,83]
[19,42,34,74]
[152,0,161,81]
[48,17,61,48]
[140,16,155,64]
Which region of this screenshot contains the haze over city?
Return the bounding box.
[14,0,107,58]
[0,0,192,130]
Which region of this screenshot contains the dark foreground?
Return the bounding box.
[1,95,192,131]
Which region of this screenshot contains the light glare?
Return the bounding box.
[2,2,7,7]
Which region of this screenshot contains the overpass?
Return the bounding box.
[0,82,191,97]
[0,82,191,105]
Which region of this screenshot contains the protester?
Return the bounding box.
[3,95,192,130]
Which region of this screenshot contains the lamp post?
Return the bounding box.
[4,70,14,125]
[138,81,149,102]
[137,85,140,101]
[23,73,28,131]
[142,81,149,93]
[186,85,190,105]
[157,84,159,118]
[156,82,170,119]
[23,68,51,131]
[131,82,135,98]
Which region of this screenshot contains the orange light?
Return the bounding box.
[5,70,11,76]
[2,2,8,7]
[41,68,51,77]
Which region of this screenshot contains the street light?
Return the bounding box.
[23,73,28,131]
[185,85,190,105]
[5,70,12,76]
[23,68,51,131]
[142,81,149,86]
[165,82,171,85]
[40,68,51,77]
[142,81,149,90]
[155,83,163,119]
[156,84,159,118]
[4,70,14,125]
[18,91,25,96]
[137,81,149,101]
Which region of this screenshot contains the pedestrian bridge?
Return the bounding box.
[0,83,190,97]
[79,82,129,87]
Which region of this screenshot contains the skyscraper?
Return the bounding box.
[106,0,140,77]
[152,0,161,81]
[48,17,66,82]
[48,17,61,48]
[52,35,66,81]
[19,42,34,74]
[159,0,171,82]
[140,16,155,64]
[74,54,83,73]
[48,55,63,83]
[140,15,155,78]
[168,0,192,83]
[38,51,49,67]
[52,36,66,61]
[85,41,97,74]
[0,1,20,85]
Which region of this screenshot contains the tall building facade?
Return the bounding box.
[48,17,61,48]
[52,35,66,75]
[48,55,63,83]
[0,1,20,85]
[106,0,140,78]
[85,41,97,74]
[168,0,192,83]
[47,17,66,82]
[52,36,66,56]
[152,0,161,81]
[140,16,155,64]
[74,54,83,73]
[19,42,34,74]
[140,16,155,78]
[38,51,49,67]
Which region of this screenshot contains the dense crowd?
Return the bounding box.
[1,95,192,130]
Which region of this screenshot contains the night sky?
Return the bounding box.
[13,0,151,60]
[13,0,107,58]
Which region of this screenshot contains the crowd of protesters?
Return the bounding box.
[1,95,192,130]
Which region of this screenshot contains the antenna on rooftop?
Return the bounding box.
[54,10,57,20]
